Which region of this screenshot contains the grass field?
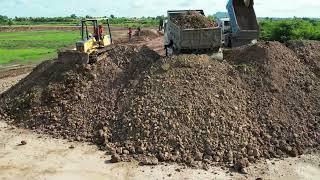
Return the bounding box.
[0,30,79,65]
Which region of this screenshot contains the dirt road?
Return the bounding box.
[0,68,320,180]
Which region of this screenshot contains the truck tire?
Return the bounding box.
[228,38,232,48]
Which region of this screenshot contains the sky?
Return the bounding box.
[0,0,319,18]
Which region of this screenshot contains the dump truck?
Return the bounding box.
[164,10,221,54]
[225,0,259,47]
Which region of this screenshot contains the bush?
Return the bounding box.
[259,18,320,42]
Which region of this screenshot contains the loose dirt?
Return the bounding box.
[1,121,320,180]
[0,74,28,94]
[171,11,217,29]
[0,66,33,79]
[287,40,320,77]
[0,40,320,172]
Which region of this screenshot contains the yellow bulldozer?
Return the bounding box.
[58,18,113,64]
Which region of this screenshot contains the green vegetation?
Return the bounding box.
[259,18,320,42]
[0,15,162,28]
[1,14,320,65]
[0,31,78,65]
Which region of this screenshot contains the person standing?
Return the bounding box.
[128,27,132,42]
[159,19,164,31]
[137,26,141,36]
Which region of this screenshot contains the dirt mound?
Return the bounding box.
[287,40,320,77]
[133,29,161,42]
[171,11,217,29]
[134,29,160,38]
[225,41,320,157]
[114,29,160,44]
[106,42,320,168]
[110,55,250,166]
[1,41,320,171]
[0,45,160,142]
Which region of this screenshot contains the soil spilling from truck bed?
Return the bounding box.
[1,41,320,170]
[171,11,217,29]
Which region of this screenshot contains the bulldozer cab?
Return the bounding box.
[76,18,113,53]
[58,18,113,65]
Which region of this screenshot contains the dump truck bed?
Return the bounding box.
[227,0,259,39]
[166,10,221,52]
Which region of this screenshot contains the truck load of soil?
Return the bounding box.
[0,41,320,170]
[171,11,217,29]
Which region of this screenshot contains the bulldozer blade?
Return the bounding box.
[58,50,90,64]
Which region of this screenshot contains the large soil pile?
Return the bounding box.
[109,41,320,169]
[224,41,320,162]
[287,40,320,77]
[171,11,217,29]
[0,45,160,142]
[1,41,320,171]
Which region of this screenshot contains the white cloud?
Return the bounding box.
[0,0,318,18]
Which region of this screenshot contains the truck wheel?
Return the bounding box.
[228,38,232,48]
[173,48,180,55]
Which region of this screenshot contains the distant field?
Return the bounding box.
[0,30,79,65]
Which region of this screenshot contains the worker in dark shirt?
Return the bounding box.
[137,26,141,36]
[159,19,164,31]
[128,27,132,42]
[93,25,104,41]
[98,25,104,40]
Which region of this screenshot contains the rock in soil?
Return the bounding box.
[111,154,121,163]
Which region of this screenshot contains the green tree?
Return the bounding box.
[270,22,294,42]
[0,15,9,23]
[70,14,77,18]
[7,19,13,26]
[110,14,115,19]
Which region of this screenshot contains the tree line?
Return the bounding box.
[259,18,320,42]
[0,14,162,27]
[1,14,320,42]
